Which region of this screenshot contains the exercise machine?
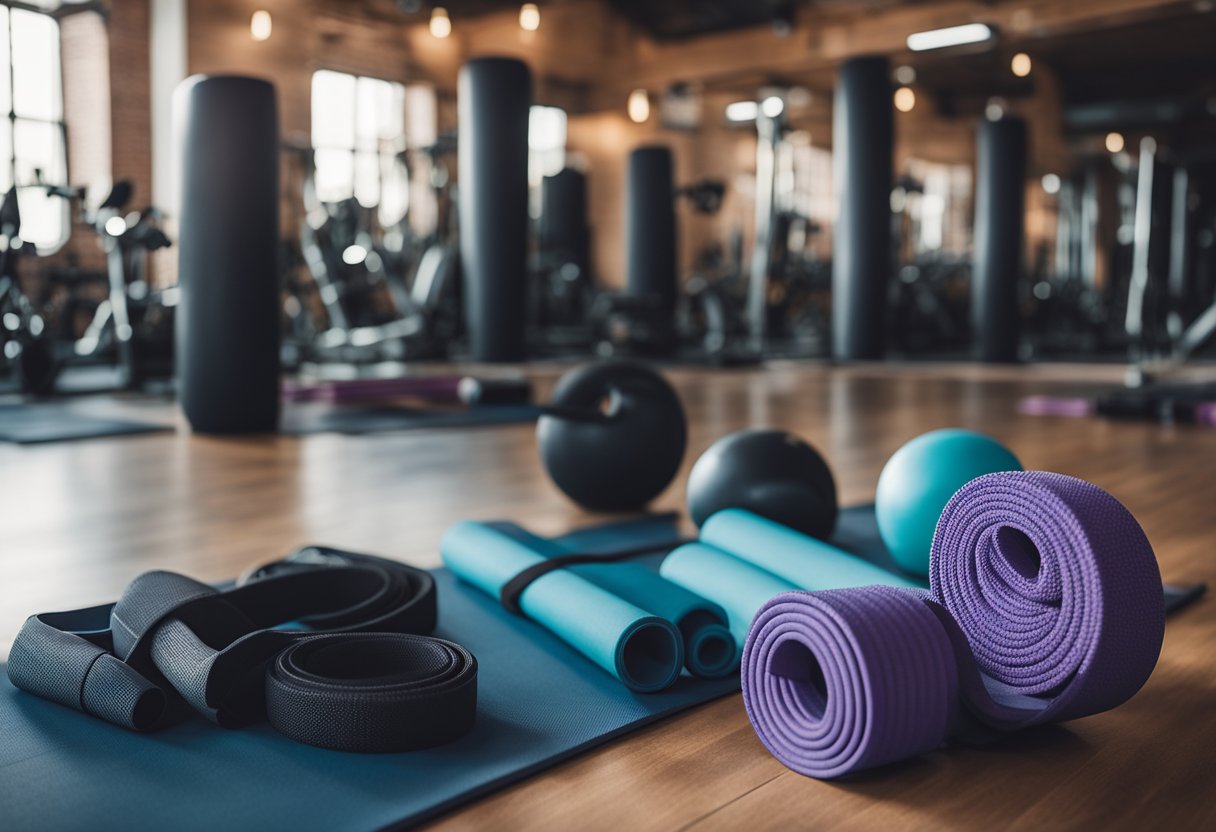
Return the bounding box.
[0,188,57,393]
[282,138,461,366]
[38,177,175,390]
[1122,141,1216,383]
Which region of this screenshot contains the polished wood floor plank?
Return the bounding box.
[1,362,1212,829]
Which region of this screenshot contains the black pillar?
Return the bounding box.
[175,75,280,434]
[458,57,531,362]
[832,56,893,360]
[540,167,590,276]
[626,146,678,337]
[973,116,1027,363]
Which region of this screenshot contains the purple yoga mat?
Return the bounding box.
[742,471,1165,779]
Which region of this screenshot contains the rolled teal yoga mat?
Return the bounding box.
[485,522,737,678]
[660,542,797,646]
[662,509,925,648]
[441,521,684,692]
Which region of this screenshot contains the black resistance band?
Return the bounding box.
[499,537,695,614]
[7,547,476,753]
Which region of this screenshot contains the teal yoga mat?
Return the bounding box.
[440,521,684,692]
[659,542,797,646]
[485,521,737,678]
[661,509,924,647]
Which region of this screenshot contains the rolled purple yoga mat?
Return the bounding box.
[743,471,1165,779]
[931,471,1164,728]
[743,586,959,779]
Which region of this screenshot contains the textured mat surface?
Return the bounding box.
[0,403,170,444]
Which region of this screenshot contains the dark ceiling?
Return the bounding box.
[406,0,798,38]
[909,11,1216,131]
[606,0,795,40]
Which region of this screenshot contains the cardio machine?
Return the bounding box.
[43,178,175,390]
[0,188,57,393]
[283,137,461,366]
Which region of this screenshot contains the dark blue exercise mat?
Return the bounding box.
[1,508,1200,831]
[0,514,731,832]
[0,402,171,444]
[279,402,538,436]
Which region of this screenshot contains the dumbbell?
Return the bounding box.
[687,426,1021,577]
[507,361,687,512]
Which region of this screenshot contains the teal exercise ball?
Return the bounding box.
[875,429,1021,576]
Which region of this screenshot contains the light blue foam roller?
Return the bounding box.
[660,542,797,648]
[481,522,737,678]
[660,509,922,648]
[440,521,683,692]
[702,509,923,591]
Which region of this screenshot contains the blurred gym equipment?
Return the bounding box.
[42,178,175,391]
[0,188,56,394]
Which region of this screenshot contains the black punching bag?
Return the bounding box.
[540,167,590,276]
[175,75,280,433]
[973,116,1027,363]
[626,146,678,337]
[832,56,893,360]
[458,57,531,362]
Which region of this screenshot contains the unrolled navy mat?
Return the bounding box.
[0,514,734,832]
[0,508,1201,831]
[0,402,171,444]
[279,402,538,435]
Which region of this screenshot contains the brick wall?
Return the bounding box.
[109,0,154,212]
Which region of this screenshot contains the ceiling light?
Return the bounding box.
[519,3,540,32]
[725,101,759,122]
[906,23,993,52]
[1105,132,1125,153]
[893,86,915,113]
[627,89,650,124]
[1010,52,1032,77]
[250,10,272,41]
[1041,173,1061,194]
[430,7,451,38]
[760,96,784,118]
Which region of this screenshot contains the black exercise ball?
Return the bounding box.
[687,429,837,538]
[538,361,687,511]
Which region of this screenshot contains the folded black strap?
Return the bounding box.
[498,537,693,615]
[7,547,476,752]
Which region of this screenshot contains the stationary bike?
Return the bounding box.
[44,178,175,389]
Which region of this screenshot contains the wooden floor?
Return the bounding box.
[2,362,1213,830]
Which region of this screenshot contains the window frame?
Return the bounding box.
[309,68,409,225]
[2,0,69,254]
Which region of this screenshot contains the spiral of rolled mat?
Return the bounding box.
[742,472,1165,778]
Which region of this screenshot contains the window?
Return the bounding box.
[528,105,566,219]
[902,159,973,255]
[0,3,68,252]
[528,105,566,186]
[310,70,409,227]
